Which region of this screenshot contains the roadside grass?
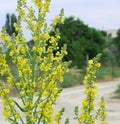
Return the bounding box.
[61,66,120,88]
[113,84,120,99]
[60,67,84,88]
[96,66,120,81]
[1,66,120,89]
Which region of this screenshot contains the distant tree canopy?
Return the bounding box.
[114,29,120,50]
[55,16,106,67]
[113,29,120,64]
[5,13,18,36]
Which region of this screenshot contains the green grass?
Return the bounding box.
[114,84,120,99]
[1,65,120,89]
[60,67,83,88]
[96,66,120,81]
[61,66,120,88]
[61,73,80,88]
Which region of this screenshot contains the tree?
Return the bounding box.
[113,29,120,64]
[114,29,120,50]
[5,13,18,36]
[5,14,11,35]
[55,16,105,67]
[102,35,118,65]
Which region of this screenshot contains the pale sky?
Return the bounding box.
[0,0,120,39]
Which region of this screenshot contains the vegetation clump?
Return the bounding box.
[0,0,108,124]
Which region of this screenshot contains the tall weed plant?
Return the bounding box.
[0,0,108,124]
[74,54,108,124]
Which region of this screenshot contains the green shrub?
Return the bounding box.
[61,73,80,88]
[96,66,120,81]
[114,84,120,98]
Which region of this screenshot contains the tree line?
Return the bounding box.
[4,14,120,68]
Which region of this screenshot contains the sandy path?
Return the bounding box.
[0,80,120,124]
[55,80,120,124]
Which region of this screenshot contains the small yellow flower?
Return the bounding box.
[88,59,93,65]
[60,18,64,24]
[37,47,43,53]
[100,121,107,124]
[80,113,88,120]
[9,50,14,56]
[32,46,37,51]
[20,91,25,96]
[22,0,26,2]
[96,63,101,67]
[54,16,58,23]
[50,36,55,43]
[15,113,20,120]
[44,33,50,40]
[33,35,38,41]
[3,110,11,119]
[3,89,10,94]
[40,63,46,71]
[31,116,36,122]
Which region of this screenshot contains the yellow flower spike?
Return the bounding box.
[74,54,108,124]
[0,0,69,123]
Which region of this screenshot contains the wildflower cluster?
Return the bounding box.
[0,0,69,124]
[0,85,22,122]
[74,54,108,124]
[0,54,9,76]
[0,0,108,124]
[96,97,108,124]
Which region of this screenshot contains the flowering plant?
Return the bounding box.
[74,54,108,124]
[0,0,68,123]
[0,0,108,124]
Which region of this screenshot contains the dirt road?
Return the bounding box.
[55,80,120,124]
[0,80,120,124]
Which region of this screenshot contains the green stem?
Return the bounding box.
[5,96,18,123]
[24,43,32,60]
[37,115,42,124]
[14,82,25,105]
